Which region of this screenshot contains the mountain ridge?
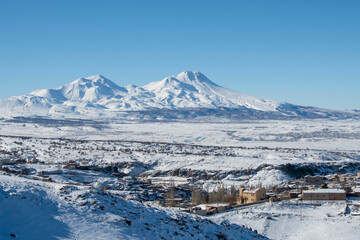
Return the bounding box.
[0,71,358,120]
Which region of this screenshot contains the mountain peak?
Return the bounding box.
[70,75,124,92]
[175,71,219,87]
[177,71,199,79]
[84,74,106,81]
[29,74,126,103]
[73,74,110,85]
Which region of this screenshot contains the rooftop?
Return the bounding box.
[303,189,346,194]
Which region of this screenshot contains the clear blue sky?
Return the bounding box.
[0,0,359,110]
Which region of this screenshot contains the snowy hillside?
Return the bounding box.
[0,71,358,120]
[0,173,266,240]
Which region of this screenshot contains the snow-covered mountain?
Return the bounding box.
[141,71,279,111]
[0,71,358,120]
[31,75,127,102]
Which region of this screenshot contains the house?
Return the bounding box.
[302,189,346,200]
[237,188,266,204]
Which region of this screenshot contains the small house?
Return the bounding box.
[237,187,266,205]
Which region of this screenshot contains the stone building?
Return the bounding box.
[302,189,346,200]
[237,187,266,204]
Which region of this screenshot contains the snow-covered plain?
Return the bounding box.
[1,119,359,151]
[1,118,359,239]
[1,119,359,182]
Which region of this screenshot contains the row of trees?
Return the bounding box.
[165,182,238,207]
[191,184,238,206]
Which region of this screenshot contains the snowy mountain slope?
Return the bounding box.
[0,71,358,120]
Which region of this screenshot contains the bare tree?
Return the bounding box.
[191,187,202,206]
[228,185,238,204]
[165,179,175,207]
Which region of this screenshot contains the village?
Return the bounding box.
[186,172,360,216]
[1,152,360,218]
[145,171,360,216]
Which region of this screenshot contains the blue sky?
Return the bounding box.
[0,0,359,110]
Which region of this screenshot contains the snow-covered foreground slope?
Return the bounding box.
[0,71,358,119]
[0,174,265,240]
[210,200,360,240]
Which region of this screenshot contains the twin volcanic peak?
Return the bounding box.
[30,75,128,102]
[0,71,281,117]
[0,71,357,119]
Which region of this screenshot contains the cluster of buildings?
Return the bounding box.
[191,172,360,215]
[289,172,360,199]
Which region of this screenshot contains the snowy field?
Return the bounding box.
[1,119,359,151]
[209,199,360,240]
[1,119,359,181]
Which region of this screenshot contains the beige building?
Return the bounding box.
[302,189,346,200]
[237,187,266,204]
